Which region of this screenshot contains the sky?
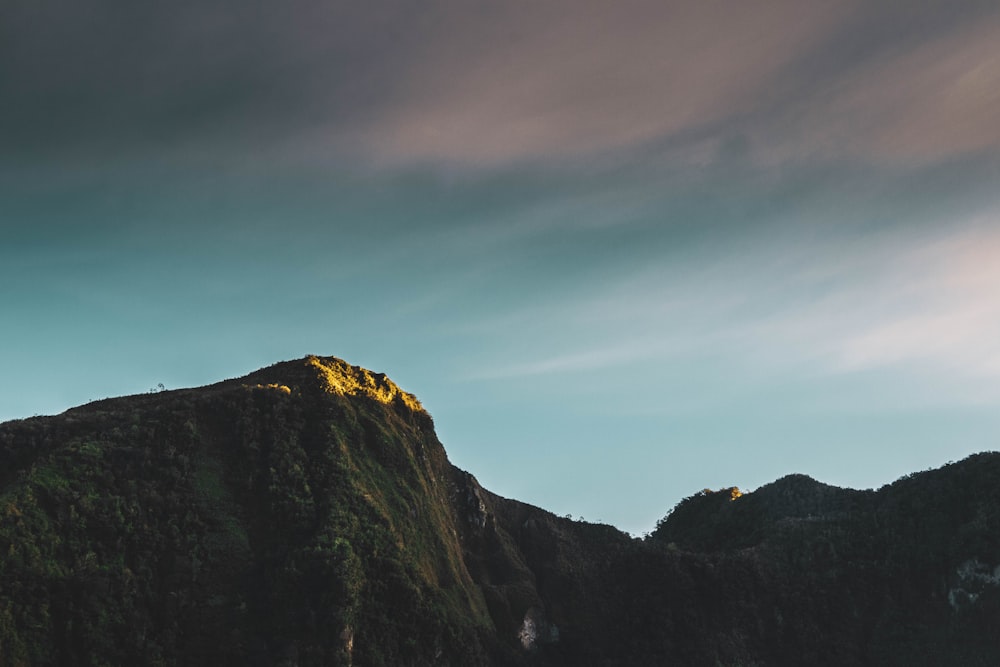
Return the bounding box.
[3,0,1000,535]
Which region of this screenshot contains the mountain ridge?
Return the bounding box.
[2,356,1000,665]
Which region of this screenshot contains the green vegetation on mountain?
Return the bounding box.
[0,357,494,666]
[2,356,1000,665]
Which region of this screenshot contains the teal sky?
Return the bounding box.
[4,0,1000,534]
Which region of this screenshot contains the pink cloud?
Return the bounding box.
[762,17,1000,164]
[347,0,852,167]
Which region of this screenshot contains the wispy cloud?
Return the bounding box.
[466,340,664,380]
[832,219,1000,375]
[456,205,1000,411]
[686,211,1000,399]
[342,1,1000,170]
[760,16,1000,164]
[7,0,1000,174]
[347,0,853,167]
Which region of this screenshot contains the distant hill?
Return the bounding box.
[2,356,999,665]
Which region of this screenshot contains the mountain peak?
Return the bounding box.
[305,355,424,412]
[238,355,425,413]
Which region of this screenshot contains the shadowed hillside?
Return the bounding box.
[2,356,1000,666]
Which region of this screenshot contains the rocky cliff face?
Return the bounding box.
[2,356,1000,666]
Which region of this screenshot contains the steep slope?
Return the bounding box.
[2,356,1000,666]
[0,357,506,665]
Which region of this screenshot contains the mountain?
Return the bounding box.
[2,355,1000,666]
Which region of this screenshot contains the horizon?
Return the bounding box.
[4,0,1000,535]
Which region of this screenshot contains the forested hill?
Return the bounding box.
[2,356,999,666]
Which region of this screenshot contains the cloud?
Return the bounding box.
[467,341,664,380]
[0,0,420,159]
[761,16,1000,164]
[701,211,1000,401]
[455,201,1000,414]
[7,0,1000,173]
[342,1,1000,170]
[350,0,851,167]
[833,219,1000,375]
